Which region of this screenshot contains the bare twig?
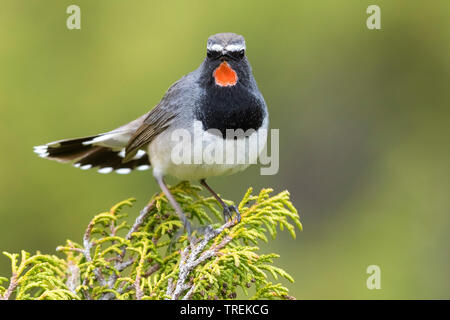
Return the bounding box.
[81,220,106,287]
[134,273,143,300]
[0,273,18,300]
[101,199,156,300]
[66,260,80,294]
[182,284,196,300]
[167,220,235,300]
[144,264,160,277]
[126,199,156,240]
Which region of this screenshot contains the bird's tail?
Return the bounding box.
[33,133,151,174]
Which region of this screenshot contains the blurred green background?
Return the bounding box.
[1,0,449,299]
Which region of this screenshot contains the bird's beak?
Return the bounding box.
[220,51,238,61]
[220,50,229,60]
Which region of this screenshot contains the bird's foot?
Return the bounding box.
[223,205,241,224]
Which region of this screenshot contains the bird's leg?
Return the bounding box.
[200,179,241,223]
[154,174,192,238]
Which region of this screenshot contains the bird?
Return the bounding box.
[34,33,269,235]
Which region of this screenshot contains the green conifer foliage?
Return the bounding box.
[0,182,301,300]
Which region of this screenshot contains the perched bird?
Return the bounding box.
[34,33,269,234]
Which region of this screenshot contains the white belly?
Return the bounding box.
[148,118,268,180]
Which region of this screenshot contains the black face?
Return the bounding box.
[206,49,245,61]
[197,34,266,136]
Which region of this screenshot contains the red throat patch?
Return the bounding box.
[213,61,238,87]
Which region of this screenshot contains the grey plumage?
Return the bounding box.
[34,32,269,235]
[34,33,266,177]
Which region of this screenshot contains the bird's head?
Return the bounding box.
[205,33,247,87]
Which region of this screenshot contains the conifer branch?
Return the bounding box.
[0,182,302,300]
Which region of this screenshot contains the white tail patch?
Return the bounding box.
[118,149,126,158]
[116,168,132,174]
[135,150,146,159]
[33,145,49,157]
[33,145,47,151]
[34,133,150,175]
[98,167,114,174]
[118,149,146,159]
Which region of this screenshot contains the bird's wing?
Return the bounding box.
[123,76,189,162]
[123,103,178,162]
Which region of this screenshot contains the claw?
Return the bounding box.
[223,206,231,221]
[231,205,241,223]
[223,205,241,223]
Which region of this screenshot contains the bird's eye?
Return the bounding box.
[229,49,245,60]
[207,50,221,59]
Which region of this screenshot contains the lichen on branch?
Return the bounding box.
[0,182,302,300]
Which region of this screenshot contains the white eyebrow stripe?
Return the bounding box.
[225,44,246,52]
[207,44,223,51]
